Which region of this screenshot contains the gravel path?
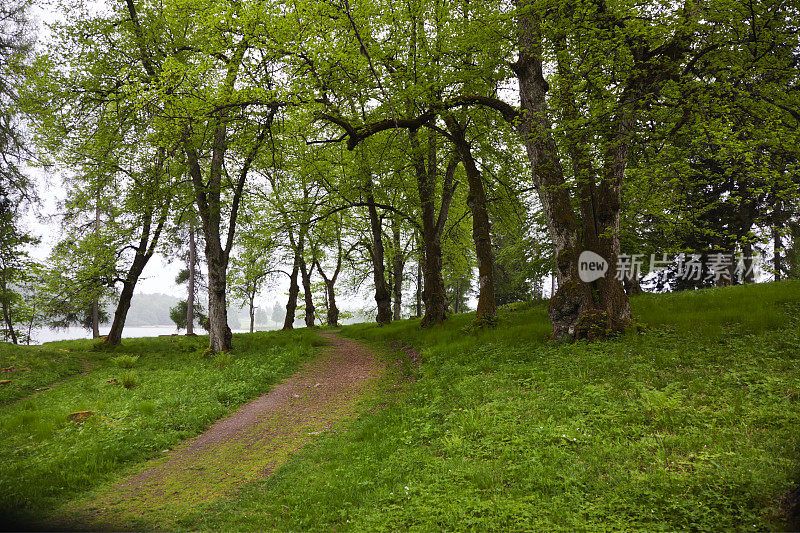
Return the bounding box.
[56,331,383,530]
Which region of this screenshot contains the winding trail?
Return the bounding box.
[56,331,384,530]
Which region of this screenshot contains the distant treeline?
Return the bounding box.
[108,293,181,327]
[109,293,276,329]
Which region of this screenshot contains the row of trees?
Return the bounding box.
[1,0,798,350]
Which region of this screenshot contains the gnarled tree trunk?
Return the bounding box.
[514,3,630,340]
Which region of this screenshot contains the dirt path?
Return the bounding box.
[56,331,384,530]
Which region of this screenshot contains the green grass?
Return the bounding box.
[181,281,800,531]
[3,282,799,531]
[0,342,101,405]
[0,329,321,526]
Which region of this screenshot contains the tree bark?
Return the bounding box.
[186,117,267,351]
[91,300,100,339]
[514,2,630,340]
[316,237,344,327]
[392,217,403,321]
[205,238,232,351]
[416,238,423,318]
[106,281,134,345]
[366,184,393,325]
[774,226,782,281]
[1,297,17,344]
[410,130,455,327]
[186,224,196,335]
[284,251,301,330]
[249,293,255,333]
[187,130,235,352]
[444,116,497,325]
[324,278,339,326]
[742,242,755,284]
[106,177,169,346]
[299,255,315,328]
[184,66,271,352]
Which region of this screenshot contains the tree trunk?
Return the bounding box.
[716,250,736,287]
[366,189,393,325]
[316,238,343,328]
[92,186,101,339]
[89,299,100,338]
[106,281,135,345]
[444,116,497,325]
[411,130,445,326]
[107,249,156,346]
[186,130,234,353]
[742,243,755,284]
[392,218,403,321]
[299,256,315,328]
[420,232,446,325]
[317,264,340,327]
[206,239,232,352]
[25,303,35,345]
[774,226,782,281]
[184,105,269,352]
[249,293,255,334]
[186,225,196,335]
[788,222,800,280]
[623,276,643,296]
[284,253,300,330]
[1,299,17,344]
[105,150,169,346]
[514,2,630,340]
[416,240,423,318]
[325,280,339,326]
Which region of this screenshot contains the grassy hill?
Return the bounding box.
[189,281,800,531]
[1,281,799,530]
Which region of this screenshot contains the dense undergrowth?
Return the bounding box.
[185,281,800,531]
[0,329,321,525]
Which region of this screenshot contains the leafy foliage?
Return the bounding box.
[168,300,207,332]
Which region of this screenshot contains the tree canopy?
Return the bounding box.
[3,0,797,348]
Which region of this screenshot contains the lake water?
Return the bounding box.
[27,325,279,345]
